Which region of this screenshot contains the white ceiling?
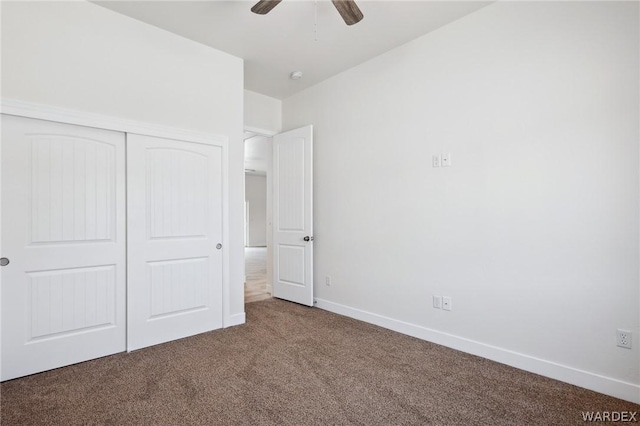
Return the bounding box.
[94,0,492,100]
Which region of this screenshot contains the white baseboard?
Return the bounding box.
[225,312,246,328]
[314,298,640,404]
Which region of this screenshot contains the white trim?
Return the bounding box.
[1,98,226,146]
[221,134,233,329]
[314,298,640,404]
[244,125,277,137]
[226,312,246,327]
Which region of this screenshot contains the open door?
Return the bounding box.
[272,125,313,306]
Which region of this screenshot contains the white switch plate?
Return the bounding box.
[441,153,452,167]
[433,295,442,309]
[432,155,441,168]
[442,296,452,311]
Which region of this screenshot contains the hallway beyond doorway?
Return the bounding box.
[245,247,270,303]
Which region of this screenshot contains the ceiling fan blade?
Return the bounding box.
[251,0,283,15]
[331,0,364,26]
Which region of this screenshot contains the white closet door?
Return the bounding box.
[1,115,126,381]
[127,133,223,351]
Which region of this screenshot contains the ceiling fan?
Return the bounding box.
[251,0,364,26]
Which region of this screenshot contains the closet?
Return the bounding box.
[1,112,226,381]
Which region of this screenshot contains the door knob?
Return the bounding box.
[0,257,9,266]
[216,243,222,250]
[303,236,314,242]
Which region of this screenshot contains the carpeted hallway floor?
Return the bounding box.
[1,299,637,425]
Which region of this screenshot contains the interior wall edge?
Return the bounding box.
[226,312,247,328]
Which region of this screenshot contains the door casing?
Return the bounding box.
[242,125,314,306]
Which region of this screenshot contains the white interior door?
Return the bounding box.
[127,133,223,351]
[272,125,313,306]
[1,115,126,381]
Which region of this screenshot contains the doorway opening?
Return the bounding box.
[244,132,272,303]
[243,125,314,306]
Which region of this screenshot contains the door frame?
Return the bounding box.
[243,125,314,304]
[243,127,277,295]
[244,201,250,248]
[1,98,233,329]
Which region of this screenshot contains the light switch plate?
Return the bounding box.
[433,295,442,309]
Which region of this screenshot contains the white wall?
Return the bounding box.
[245,174,267,247]
[283,1,639,402]
[244,90,282,134]
[1,1,246,324]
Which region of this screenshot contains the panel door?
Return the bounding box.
[1,115,126,381]
[127,133,223,351]
[272,126,314,306]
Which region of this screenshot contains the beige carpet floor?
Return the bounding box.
[1,299,638,425]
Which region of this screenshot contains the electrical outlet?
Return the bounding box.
[442,296,452,311]
[433,295,442,309]
[325,276,332,286]
[432,155,441,168]
[617,329,632,349]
